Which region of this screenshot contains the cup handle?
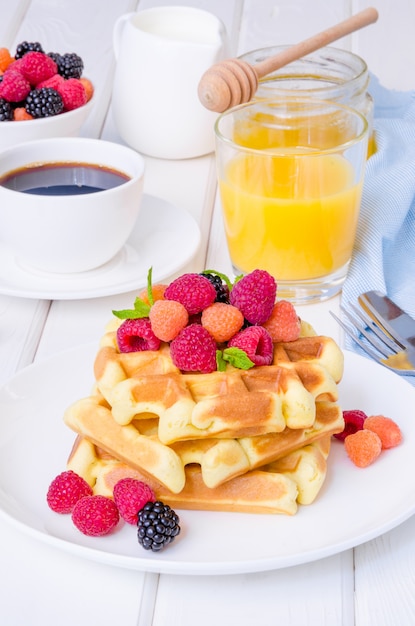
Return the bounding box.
[113,12,134,60]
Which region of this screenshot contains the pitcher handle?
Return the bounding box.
[113,12,134,60]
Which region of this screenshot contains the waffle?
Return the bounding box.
[63,392,343,491]
[93,326,343,444]
[67,434,331,515]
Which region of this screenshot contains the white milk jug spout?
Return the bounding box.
[112,6,229,160]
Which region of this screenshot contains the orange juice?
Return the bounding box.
[219,151,363,280]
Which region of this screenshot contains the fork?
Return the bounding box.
[330,303,415,375]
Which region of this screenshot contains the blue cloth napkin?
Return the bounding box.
[341,75,415,383]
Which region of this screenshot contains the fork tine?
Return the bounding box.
[349,303,402,352]
[340,305,397,357]
[329,311,387,364]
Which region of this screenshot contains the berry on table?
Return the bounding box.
[14,41,44,59]
[46,470,93,514]
[0,97,12,121]
[201,302,244,343]
[170,323,217,373]
[113,478,156,525]
[229,270,277,324]
[50,51,84,79]
[116,318,161,353]
[19,50,57,85]
[164,273,216,315]
[227,325,274,366]
[13,106,33,121]
[25,87,64,117]
[72,495,120,536]
[80,77,94,102]
[201,272,230,303]
[262,300,301,342]
[0,47,13,72]
[0,70,31,102]
[149,299,189,342]
[137,501,181,552]
[57,77,87,111]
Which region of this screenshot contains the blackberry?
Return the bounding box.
[0,98,13,121]
[15,41,44,59]
[202,272,230,303]
[50,52,84,79]
[25,87,64,118]
[137,501,181,552]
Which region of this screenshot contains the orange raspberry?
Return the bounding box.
[344,429,382,468]
[363,415,402,449]
[138,283,167,306]
[149,299,189,342]
[262,300,301,342]
[13,107,33,121]
[79,77,94,102]
[0,48,13,72]
[201,302,244,343]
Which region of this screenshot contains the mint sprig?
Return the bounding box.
[221,347,255,370]
[112,267,153,319]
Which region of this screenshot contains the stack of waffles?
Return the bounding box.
[63,318,345,515]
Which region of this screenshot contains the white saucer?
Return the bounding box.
[0,194,201,300]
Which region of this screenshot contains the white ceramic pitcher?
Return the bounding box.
[112,6,228,160]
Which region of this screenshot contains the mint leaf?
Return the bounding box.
[222,347,255,370]
[216,349,227,372]
[146,267,154,306]
[112,296,150,320]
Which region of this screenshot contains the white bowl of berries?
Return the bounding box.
[0,40,94,150]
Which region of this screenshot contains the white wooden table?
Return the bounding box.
[1,1,414,624]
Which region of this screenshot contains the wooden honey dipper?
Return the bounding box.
[198,7,378,113]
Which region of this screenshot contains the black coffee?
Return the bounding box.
[0,162,131,196]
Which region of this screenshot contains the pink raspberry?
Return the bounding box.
[57,77,87,111]
[113,478,156,525]
[334,409,367,442]
[46,470,93,514]
[116,318,161,353]
[229,270,277,324]
[37,73,65,91]
[227,326,274,366]
[170,323,217,373]
[262,300,301,343]
[164,273,216,315]
[19,51,57,85]
[72,495,120,536]
[0,70,31,102]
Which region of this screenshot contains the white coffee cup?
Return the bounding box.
[0,138,145,274]
[112,6,228,159]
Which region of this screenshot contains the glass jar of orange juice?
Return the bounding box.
[239,46,375,156]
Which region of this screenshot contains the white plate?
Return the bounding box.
[0,194,200,300]
[0,345,415,576]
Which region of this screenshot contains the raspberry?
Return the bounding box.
[13,106,33,121]
[72,495,120,536]
[229,270,277,324]
[0,70,30,102]
[137,501,181,552]
[46,470,93,514]
[262,300,301,343]
[333,409,367,442]
[0,48,13,73]
[57,77,87,111]
[138,283,167,305]
[170,323,217,373]
[149,299,189,342]
[201,302,244,343]
[227,325,273,366]
[116,318,161,353]
[164,273,216,315]
[363,415,402,449]
[80,77,94,102]
[113,478,156,525]
[19,51,57,86]
[36,73,65,91]
[344,429,382,468]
